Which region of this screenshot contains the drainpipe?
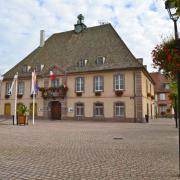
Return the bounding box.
[134,71,137,122]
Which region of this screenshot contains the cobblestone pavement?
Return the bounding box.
[0,118,178,180]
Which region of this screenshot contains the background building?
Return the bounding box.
[150,72,173,117]
[0,15,155,122]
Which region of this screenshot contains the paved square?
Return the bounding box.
[0,119,178,180]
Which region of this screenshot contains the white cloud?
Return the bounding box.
[0,0,177,75]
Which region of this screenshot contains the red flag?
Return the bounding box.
[50,71,55,80]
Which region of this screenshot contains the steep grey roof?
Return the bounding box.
[4,24,143,79]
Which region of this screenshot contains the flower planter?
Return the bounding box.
[95,91,101,96]
[40,85,68,99]
[17,115,28,125]
[76,92,82,96]
[115,90,123,97]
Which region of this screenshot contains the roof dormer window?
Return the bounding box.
[35,65,41,72]
[22,65,29,73]
[78,59,88,67]
[95,56,106,65]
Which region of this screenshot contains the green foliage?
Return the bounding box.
[151,37,180,78]
[168,80,178,108]
[17,104,29,116]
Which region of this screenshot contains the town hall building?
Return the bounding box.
[0,15,155,122]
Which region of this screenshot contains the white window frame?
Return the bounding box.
[51,79,59,88]
[159,105,167,113]
[78,59,88,67]
[35,65,41,72]
[96,56,105,65]
[5,82,11,95]
[22,65,28,73]
[115,74,124,90]
[94,103,104,116]
[76,77,84,92]
[94,76,103,92]
[159,93,165,100]
[75,103,84,116]
[18,81,24,95]
[115,102,125,117]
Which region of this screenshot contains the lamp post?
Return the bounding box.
[165,0,180,175]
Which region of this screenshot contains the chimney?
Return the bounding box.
[137,58,143,64]
[40,30,45,47]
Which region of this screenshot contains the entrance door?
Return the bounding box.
[51,101,61,120]
[4,103,11,116]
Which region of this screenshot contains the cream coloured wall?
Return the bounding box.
[66,70,135,118]
[141,71,155,118]
[0,69,154,121]
[0,78,45,117]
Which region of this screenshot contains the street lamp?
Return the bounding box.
[165,0,179,39]
[165,0,180,175]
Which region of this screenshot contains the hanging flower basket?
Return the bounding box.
[152,38,180,77]
[39,85,68,99]
[115,90,123,96]
[42,90,48,99]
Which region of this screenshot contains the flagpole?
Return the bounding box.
[32,92,35,125]
[14,72,18,125]
[32,70,36,125]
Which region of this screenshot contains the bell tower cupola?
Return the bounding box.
[74,14,87,33]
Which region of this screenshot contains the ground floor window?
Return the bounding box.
[94,102,104,116]
[75,103,84,116]
[159,105,167,115]
[114,102,125,117]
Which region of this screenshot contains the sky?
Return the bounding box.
[0,0,179,76]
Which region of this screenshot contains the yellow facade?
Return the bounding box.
[0,69,154,122]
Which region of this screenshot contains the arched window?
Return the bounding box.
[75,103,84,116]
[114,102,125,117]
